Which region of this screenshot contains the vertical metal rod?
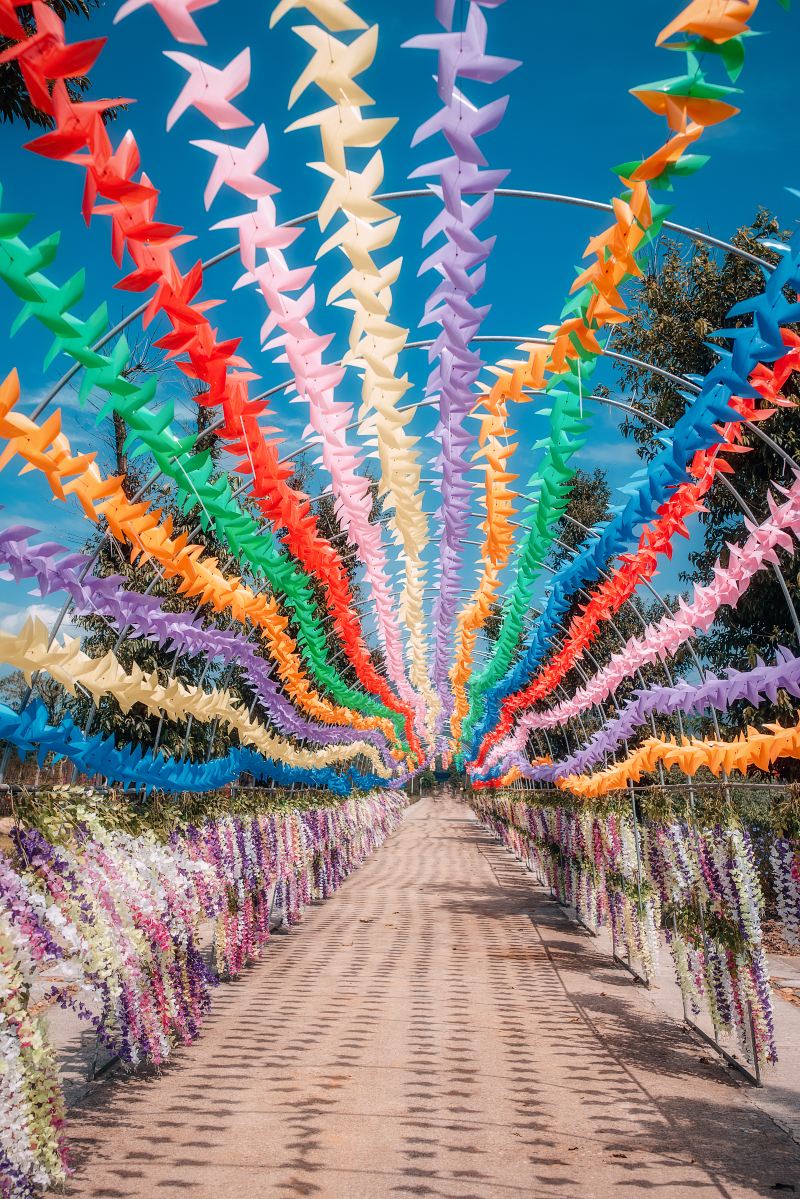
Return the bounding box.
[627,782,650,986]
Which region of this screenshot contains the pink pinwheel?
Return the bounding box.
[191,125,276,208]
[165,48,253,131]
[237,260,315,300]
[503,473,800,747]
[115,0,217,45]
[212,197,303,273]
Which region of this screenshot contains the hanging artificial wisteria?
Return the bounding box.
[473,790,781,1071]
[770,837,800,945]
[0,788,405,1197]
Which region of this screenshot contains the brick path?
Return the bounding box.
[56,793,800,1198]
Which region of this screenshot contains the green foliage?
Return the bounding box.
[549,468,611,570]
[611,209,800,733]
[489,781,797,836]
[9,783,355,849]
[0,2,118,129]
[0,670,68,724]
[667,898,751,958]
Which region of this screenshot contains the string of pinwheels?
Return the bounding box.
[3,4,800,1194]
[0,0,796,805]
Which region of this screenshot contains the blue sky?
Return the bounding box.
[0,0,797,652]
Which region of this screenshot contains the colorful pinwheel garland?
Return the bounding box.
[0,0,799,1193]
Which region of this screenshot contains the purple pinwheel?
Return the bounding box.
[405,2,519,719]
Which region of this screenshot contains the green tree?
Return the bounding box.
[483,600,504,644]
[549,468,612,571]
[0,2,114,128]
[610,209,800,732]
[0,669,68,723]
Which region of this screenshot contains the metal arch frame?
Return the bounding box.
[25,177,791,588]
[71,340,797,554]
[65,541,615,779]
[27,368,800,735]
[365,581,603,750]
[351,523,723,778]
[28,175,791,507]
[21,373,799,753]
[329,520,685,757]
[29,381,796,767]
[13,186,798,747]
[570,393,800,642]
[313,391,799,678]
[30,185,774,422]
[424,510,729,767]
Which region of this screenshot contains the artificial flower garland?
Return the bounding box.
[473,791,778,1071]
[0,787,405,1198]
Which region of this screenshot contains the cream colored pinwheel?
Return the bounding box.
[1,618,391,776]
[275,0,438,728]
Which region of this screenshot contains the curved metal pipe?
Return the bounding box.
[31,187,773,422]
[16,222,796,768]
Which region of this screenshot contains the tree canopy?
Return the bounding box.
[611,209,800,735]
[0,2,106,128]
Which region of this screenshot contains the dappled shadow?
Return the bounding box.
[52,794,800,1199]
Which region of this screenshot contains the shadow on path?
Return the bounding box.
[53,792,800,1199]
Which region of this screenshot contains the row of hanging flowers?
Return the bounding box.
[0,788,406,1199]
[472,789,795,1074]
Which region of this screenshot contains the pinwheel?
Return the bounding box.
[158,31,426,735]
[275,0,437,723]
[404,0,518,722]
[480,649,800,786]
[165,48,253,131]
[506,471,800,742]
[191,125,274,207]
[5,3,422,759]
[0,198,421,749]
[475,335,800,766]
[0,369,420,754]
[457,0,764,760]
[468,226,800,766]
[0,615,394,775]
[115,0,217,45]
[553,720,800,800]
[0,525,403,767]
[0,700,386,793]
[159,34,425,751]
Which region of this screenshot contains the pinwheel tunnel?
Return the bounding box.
[2,0,800,1196]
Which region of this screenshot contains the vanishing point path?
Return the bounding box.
[58,793,800,1199]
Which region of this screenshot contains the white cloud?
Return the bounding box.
[0,603,62,636]
[19,383,91,417]
[578,440,638,467]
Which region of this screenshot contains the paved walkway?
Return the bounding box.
[57,794,800,1199]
